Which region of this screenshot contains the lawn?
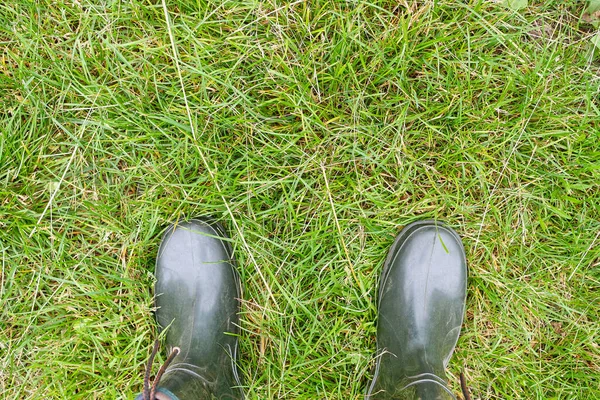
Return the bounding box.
[1,0,599,399]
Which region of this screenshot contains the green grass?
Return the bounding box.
[1,0,599,398]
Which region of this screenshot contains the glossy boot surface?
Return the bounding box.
[366,220,467,400]
[139,218,244,400]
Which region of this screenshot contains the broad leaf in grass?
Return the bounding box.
[591,32,600,50]
[583,0,600,28]
[501,0,528,11]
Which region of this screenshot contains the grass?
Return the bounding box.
[1,0,599,398]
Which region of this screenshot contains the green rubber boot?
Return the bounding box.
[137,218,244,400]
[365,220,467,400]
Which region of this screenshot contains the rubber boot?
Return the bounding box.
[365,220,467,400]
[137,218,244,400]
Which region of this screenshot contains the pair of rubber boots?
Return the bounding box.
[136,218,467,400]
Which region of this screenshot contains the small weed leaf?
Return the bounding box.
[582,0,600,28]
[592,32,600,50]
[588,0,600,11]
[500,0,528,11]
